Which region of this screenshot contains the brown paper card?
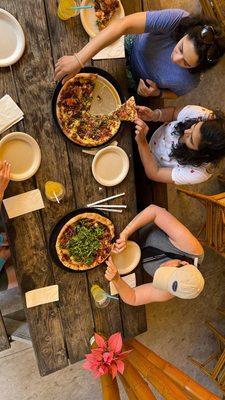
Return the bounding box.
[25,285,59,308]
[3,189,44,219]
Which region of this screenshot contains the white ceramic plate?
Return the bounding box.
[0,132,41,181]
[92,145,129,186]
[80,0,125,38]
[111,241,141,275]
[0,8,25,67]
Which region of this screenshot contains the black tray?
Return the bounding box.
[48,207,112,272]
[51,66,126,149]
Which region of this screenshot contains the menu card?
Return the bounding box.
[3,189,45,219]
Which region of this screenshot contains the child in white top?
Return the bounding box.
[135,104,225,185]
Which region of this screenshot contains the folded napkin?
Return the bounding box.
[110,273,136,295]
[92,36,125,60]
[3,189,45,219]
[0,94,24,134]
[25,285,59,308]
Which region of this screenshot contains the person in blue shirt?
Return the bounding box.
[54,9,225,98]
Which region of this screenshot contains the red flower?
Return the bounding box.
[83,332,131,379]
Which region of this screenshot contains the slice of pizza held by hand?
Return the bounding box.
[109,96,137,122]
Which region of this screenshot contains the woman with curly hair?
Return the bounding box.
[134,104,225,185]
[54,9,225,98]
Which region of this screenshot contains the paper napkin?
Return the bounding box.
[0,94,24,134]
[92,36,125,60]
[110,273,136,295]
[25,285,59,308]
[3,189,45,219]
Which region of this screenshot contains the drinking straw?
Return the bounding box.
[53,191,60,204]
[94,207,123,213]
[87,192,125,207]
[92,204,127,209]
[106,294,119,301]
[70,5,94,10]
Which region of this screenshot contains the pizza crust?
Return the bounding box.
[56,212,114,271]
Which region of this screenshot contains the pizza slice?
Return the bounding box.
[94,0,120,30]
[56,73,98,129]
[109,96,137,122]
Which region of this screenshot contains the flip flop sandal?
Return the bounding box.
[0,233,8,247]
[0,257,7,273]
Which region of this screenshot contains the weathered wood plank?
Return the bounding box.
[43,0,96,363]
[0,0,69,374]
[93,0,147,336]
[0,311,10,351]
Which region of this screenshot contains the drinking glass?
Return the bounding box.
[57,0,81,20]
[45,181,65,202]
[91,284,110,309]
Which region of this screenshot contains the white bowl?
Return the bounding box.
[92,145,129,187]
[0,131,41,181]
[111,241,141,275]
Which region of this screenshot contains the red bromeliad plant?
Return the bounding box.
[83,332,132,379]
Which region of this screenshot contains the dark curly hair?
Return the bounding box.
[170,111,225,167]
[172,15,225,73]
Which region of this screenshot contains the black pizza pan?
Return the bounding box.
[51,66,126,149]
[48,207,113,273]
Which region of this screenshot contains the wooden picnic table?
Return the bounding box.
[0,0,150,376]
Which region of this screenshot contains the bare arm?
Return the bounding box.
[0,161,10,202]
[116,204,202,255]
[105,257,173,305]
[55,13,147,81]
[137,139,173,183]
[136,106,182,122]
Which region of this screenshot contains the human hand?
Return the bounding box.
[136,106,155,121]
[137,79,160,97]
[134,118,149,144]
[105,256,120,282]
[113,232,127,253]
[0,161,10,201]
[54,55,82,83]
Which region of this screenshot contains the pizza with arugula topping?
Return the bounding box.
[56,212,115,271]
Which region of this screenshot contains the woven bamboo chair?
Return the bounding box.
[199,0,225,25]
[99,338,221,399]
[188,310,225,395]
[177,188,225,257]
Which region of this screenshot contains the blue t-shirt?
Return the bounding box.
[130,9,200,95]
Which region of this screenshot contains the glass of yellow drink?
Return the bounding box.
[57,0,81,20]
[45,181,65,202]
[91,284,110,308]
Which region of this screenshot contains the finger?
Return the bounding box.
[116,242,125,249]
[6,163,11,179]
[146,79,157,88]
[62,73,75,84]
[54,69,63,82]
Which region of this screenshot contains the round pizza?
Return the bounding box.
[55,212,115,271]
[56,73,121,147]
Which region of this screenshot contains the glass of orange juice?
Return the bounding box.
[57,0,81,20]
[45,181,65,202]
[91,284,110,308]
